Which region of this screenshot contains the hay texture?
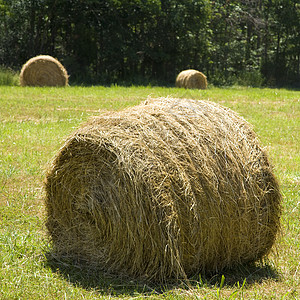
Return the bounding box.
[176,69,207,89]
[20,55,68,87]
[45,97,281,282]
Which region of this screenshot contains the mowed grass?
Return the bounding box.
[0,85,299,299]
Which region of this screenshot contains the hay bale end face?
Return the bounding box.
[176,69,207,89]
[20,55,68,87]
[45,98,281,282]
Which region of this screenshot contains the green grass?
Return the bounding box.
[0,85,299,299]
[0,68,19,86]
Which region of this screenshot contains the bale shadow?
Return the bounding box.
[44,252,163,297]
[44,251,281,297]
[188,262,281,288]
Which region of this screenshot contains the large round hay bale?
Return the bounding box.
[20,55,68,87]
[176,69,207,89]
[45,97,281,282]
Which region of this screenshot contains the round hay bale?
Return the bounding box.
[176,69,207,89]
[45,97,281,282]
[20,55,68,87]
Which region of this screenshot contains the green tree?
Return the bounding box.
[0,0,299,86]
[261,0,300,85]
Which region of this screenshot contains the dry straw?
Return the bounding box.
[45,97,281,282]
[176,69,207,89]
[20,55,68,87]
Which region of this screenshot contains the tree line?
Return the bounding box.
[0,0,299,87]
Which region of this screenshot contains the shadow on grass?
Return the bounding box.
[44,252,164,296]
[44,251,281,297]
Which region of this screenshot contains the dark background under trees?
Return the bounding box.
[0,0,299,87]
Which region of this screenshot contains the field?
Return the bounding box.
[0,85,299,299]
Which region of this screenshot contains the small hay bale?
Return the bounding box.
[176,69,207,89]
[20,55,68,87]
[45,97,281,282]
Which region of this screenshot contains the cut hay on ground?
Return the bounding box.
[176,69,207,89]
[20,55,68,87]
[45,97,281,282]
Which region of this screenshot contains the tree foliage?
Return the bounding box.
[0,0,299,86]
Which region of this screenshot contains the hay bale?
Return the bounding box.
[45,97,281,282]
[176,69,207,89]
[20,55,68,87]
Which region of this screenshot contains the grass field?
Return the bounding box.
[0,85,299,299]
